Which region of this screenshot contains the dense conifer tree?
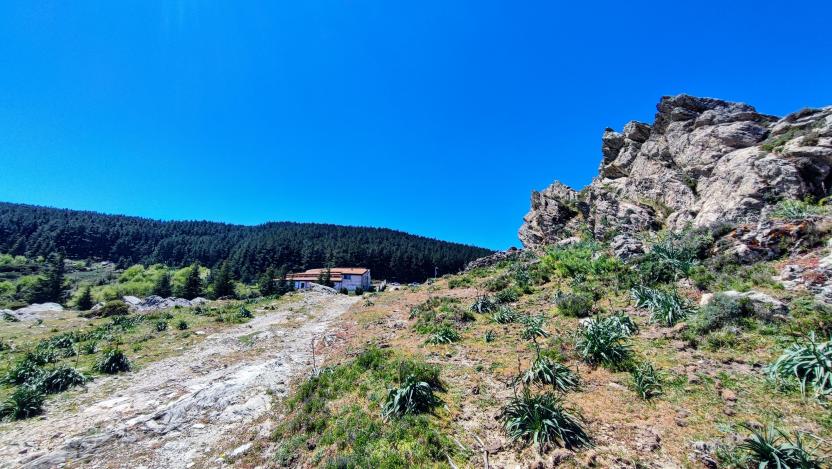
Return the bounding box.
[152,272,172,297]
[76,285,94,311]
[181,263,204,300]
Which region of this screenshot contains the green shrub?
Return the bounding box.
[768,333,831,399]
[155,320,168,332]
[355,345,390,371]
[91,300,130,318]
[501,390,590,451]
[690,293,755,335]
[737,424,822,468]
[177,319,189,330]
[494,287,520,304]
[630,362,662,399]
[541,241,624,280]
[447,276,472,289]
[522,357,579,393]
[0,385,45,420]
[576,317,632,369]
[484,275,511,292]
[397,360,443,391]
[789,297,832,337]
[382,377,442,419]
[354,287,364,296]
[39,365,88,394]
[770,199,826,220]
[636,228,712,283]
[97,349,131,374]
[553,291,594,318]
[426,325,460,345]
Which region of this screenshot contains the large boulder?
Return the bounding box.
[519,94,832,248]
[5,302,64,321]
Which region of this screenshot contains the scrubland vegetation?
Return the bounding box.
[269,204,831,467]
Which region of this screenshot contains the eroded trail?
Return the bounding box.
[0,292,358,469]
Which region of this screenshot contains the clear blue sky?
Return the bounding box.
[1,1,831,250]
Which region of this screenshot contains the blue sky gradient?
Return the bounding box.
[1,1,831,249]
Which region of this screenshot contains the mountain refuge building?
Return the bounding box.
[285,267,371,292]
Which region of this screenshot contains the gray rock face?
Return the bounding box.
[519,94,832,248]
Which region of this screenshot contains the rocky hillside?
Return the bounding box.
[520,95,832,249]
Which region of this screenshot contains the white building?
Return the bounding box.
[286,267,371,292]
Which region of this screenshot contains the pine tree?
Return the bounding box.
[27,254,66,304]
[259,267,277,297]
[76,285,94,311]
[152,272,172,297]
[181,263,203,300]
[211,262,235,299]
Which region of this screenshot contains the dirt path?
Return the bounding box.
[0,292,358,469]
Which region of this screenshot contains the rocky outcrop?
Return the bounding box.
[519,94,832,248]
[2,302,64,321]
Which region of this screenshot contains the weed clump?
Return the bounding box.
[630,362,662,399]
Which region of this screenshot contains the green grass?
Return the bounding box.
[273,346,461,467]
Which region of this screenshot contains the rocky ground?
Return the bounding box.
[0,291,358,469]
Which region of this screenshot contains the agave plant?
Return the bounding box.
[630,362,662,399]
[501,390,591,451]
[522,357,579,393]
[483,330,496,343]
[97,348,131,374]
[381,377,442,419]
[607,312,639,337]
[470,295,497,314]
[631,285,691,327]
[738,424,822,468]
[768,333,832,399]
[426,325,460,345]
[0,385,45,421]
[576,317,632,368]
[238,306,253,319]
[521,315,550,341]
[39,366,88,394]
[491,306,519,324]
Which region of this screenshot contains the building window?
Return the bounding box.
[343,274,351,279]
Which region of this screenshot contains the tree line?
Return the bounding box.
[0,202,492,283]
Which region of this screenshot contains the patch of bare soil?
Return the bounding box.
[0,292,358,469]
